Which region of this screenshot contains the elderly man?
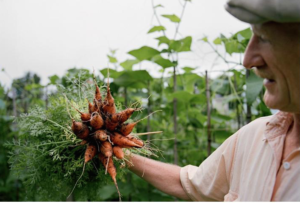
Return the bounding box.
[127,0,300,201]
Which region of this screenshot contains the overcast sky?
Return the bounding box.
[0,0,249,87]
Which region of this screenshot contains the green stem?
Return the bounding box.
[227,75,246,116]
[35,140,71,147]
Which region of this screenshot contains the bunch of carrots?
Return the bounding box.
[66,72,160,201]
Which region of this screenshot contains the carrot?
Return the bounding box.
[119,110,161,136]
[102,69,116,115]
[94,130,107,142]
[94,82,102,102]
[71,120,90,139]
[100,141,113,158]
[84,144,97,163]
[93,98,102,113]
[127,135,144,147]
[87,99,95,114]
[90,112,104,130]
[70,101,91,122]
[111,132,142,148]
[80,140,88,145]
[105,115,119,132]
[79,112,91,122]
[111,108,139,124]
[119,122,136,137]
[113,146,124,159]
[98,153,121,201]
[65,69,159,201]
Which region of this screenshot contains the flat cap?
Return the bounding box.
[225,0,300,24]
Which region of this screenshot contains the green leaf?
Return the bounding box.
[48,75,59,85]
[246,70,263,104]
[128,46,160,61]
[190,94,206,105]
[233,28,252,40]
[224,40,240,55]
[169,91,194,103]
[200,37,208,42]
[213,37,222,45]
[107,55,118,63]
[161,14,181,23]
[182,67,195,73]
[0,99,5,109]
[188,117,203,128]
[99,185,116,200]
[237,33,245,42]
[110,49,117,55]
[211,78,230,95]
[156,36,170,46]
[169,73,203,93]
[114,70,153,87]
[151,55,174,68]
[169,36,192,52]
[221,94,239,104]
[120,59,139,71]
[147,26,166,34]
[154,4,164,8]
[100,68,122,79]
[24,83,43,91]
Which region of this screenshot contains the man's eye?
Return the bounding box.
[258,35,268,43]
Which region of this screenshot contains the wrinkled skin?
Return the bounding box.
[243,22,300,113]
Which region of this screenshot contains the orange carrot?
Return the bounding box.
[102,69,116,115]
[94,130,108,142]
[80,140,88,145]
[80,112,91,122]
[119,122,136,136]
[84,144,97,163]
[71,120,89,139]
[100,141,113,158]
[111,108,137,124]
[93,98,102,113]
[111,132,142,148]
[127,135,144,147]
[113,146,124,159]
[105,115,119,132]
[87,98,98,114]
[94,83,102,102]
[98,153,121,201]
[90,113,104,130]
[102,89,116,114]
[119,110,161,136]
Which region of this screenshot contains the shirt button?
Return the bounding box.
[283,162,291,170]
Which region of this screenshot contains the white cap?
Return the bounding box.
[225,0,300,24]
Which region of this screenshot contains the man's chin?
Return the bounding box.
[263,93,280,110]
[263,93,297,113]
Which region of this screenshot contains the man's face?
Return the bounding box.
[243,22,300,113]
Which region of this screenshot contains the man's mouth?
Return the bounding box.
[263,78,276,87]
[252,67,275,83]
[264,78,275,82]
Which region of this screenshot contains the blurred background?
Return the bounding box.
[0,0,272,201]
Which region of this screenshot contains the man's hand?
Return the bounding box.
[126,153,191,201]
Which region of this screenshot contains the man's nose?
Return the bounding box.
[243,36,265,69]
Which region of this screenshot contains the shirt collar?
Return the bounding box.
[265,111,294,140]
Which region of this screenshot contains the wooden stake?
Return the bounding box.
[205,70,211,156]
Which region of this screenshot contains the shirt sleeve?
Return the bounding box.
[180,132,239,201]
